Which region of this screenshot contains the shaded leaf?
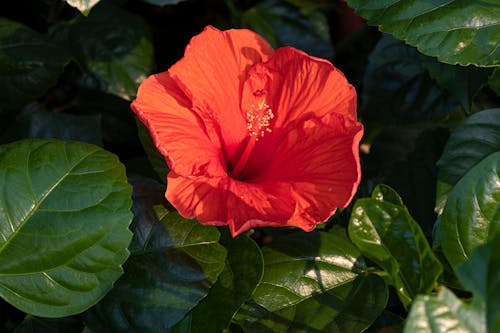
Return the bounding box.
[252,231,365,312]
[348,184,442,308]
[362,35,462,124]
[0,139,133,317]
[13,315,83,333]
[346,0,500,67]
[170,235,264,333]
[236,274,388,333]
[136,118,168,182]
[241,0,334,59]
[1,110,103,146]
[51,2,154,100]
[64,0,100,15]
[440,152,500,268]
[489,68,500,96]
[0,19,69,108]
[85,177,227,333]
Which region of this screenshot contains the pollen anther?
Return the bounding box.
[246,99,274,140]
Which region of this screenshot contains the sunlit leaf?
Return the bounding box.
[64,0,100,15]
[0,139,133,317]
[349,184,442,308]
[0,19,69,108]
[236,274,388,333]
[85,177,227,333]
[251,231,365,312]
[346,0,500,67]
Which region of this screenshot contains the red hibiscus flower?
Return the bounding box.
[131,26,363,237]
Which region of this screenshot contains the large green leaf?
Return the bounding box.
[251,231,365,312]
[348,184,443,308]
[0,19,69,108]
[436,108,500,215]
[64,0,100,15]
[345,0,500,67]
[404,236,500,332]
[0,110,103,146]
[0,139,133,317]
[241,0,334,59]
[84,177,227,333]
[439,152,500,268]
[51,2,154,100]
[170,235,264,333]
[236,274,388,333]
[362,35,462,124]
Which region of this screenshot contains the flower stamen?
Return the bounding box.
[246,89,274,141]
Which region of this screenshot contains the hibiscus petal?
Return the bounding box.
[131,72,226,178]
[263,47,357,128]
[166,172,295,237]
[169,26,275,161]
[252,112,363,231]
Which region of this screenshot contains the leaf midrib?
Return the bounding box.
[0,144,100,256]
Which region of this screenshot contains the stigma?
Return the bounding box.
[246,89,274,141]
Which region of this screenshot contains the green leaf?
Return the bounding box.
[251,231,365,312]
[136,118,169,182]
[85,177,227,333]
[348,184,443,308]
[241,0,334,59]
[0,19,69,108]
[362,35,462,124]
[439,152,500,268]
[436,108,500,214]
[404,236,500,333]
[345,0,500,67]
[51,2,154,100]
[170,235,264,333]
[236,274,388,333]
[13,315,83,333]
[0,139,133,317]
[64,0,100,15]
[1,110,103,146]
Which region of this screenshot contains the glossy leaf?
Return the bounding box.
[236,274,388,333]
[0,139,133,317]
[345,0,500,67]
[252,231,366,312]
[404,237,500,333]
[0,19,69,108]
[52,2,154,100]
[436,108,500,215]
[241,0,334,59]
[64,0,100,15]
[170,235,264,333]
[84,177,227,333]
[440,152,500,268]
[1,110,103,146]
[349,184,442,307]
[362,35,462,124]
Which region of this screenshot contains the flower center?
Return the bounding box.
[246,89,274,141]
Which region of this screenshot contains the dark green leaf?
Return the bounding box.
[170,235,264,333]
[236,274,388,333]
[1,110,103,146]
[64,0,100,15]
[348,184,442,308]
[362,35,462,124]
[489,68,500,96]
[440,151,500,268]
[13,315,83,333]
[251,231,365,312]
[85,177,227,333]
[404,236,500,333]
[0,19,69,108]
[345,0,500,67]
[241,0,334,59]
[0,139,133,317]
[52,2,154,100]
[136,118,169,181]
